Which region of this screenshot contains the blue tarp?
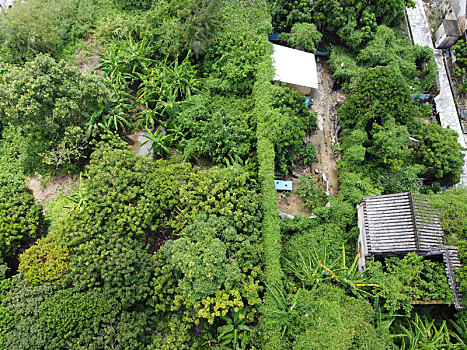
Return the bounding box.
[275,180,293,191]
[268,33,281,41]
[411,94,430,101]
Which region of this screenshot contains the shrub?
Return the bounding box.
[289,22,322,52]
[0,189,42,262]
[19,237,70,286]
[297,174,328,211]
[366,253,454,314]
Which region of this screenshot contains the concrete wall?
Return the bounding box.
[435,22,461,48]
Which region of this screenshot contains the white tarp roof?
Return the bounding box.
[271,44,318,90]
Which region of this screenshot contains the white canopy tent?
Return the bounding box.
[271,44,318,95]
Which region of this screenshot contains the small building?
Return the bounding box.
[271,44,318,95]
[435,19,462,49]
[357,192,463,310]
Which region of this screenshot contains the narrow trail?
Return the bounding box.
[310,59,341,197]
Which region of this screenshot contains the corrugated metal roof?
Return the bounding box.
[358,192,463,310]
[362,192,418,254]
[361,192,444,254]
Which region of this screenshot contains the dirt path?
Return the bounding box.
[309,59,342,197]
[276,59,342,216]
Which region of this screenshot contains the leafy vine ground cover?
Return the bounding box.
[0,0,466,349]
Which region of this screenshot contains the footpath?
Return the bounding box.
[406,0,467,187]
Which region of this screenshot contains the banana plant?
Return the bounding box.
[373,296,403,341]
[450,318,467,348]
[65,173,87,212]
[83,101,130,138]
[320,245,381,300]
[217,309,252,350]
[265,284,313,339]
[396,313,452,349]
[163,51,200,100]
[166,122,188,144]
[142,126,172,158]
[136,62,164,105]
[136,52,200,107]
[83,107,105,139]
[283,248,332,289]
[99,37,153,88]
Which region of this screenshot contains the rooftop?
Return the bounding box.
[357,192,463,310]
[271,44,318,91]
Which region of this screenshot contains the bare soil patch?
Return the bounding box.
[423,0,443,36]
[26,174,78,207]
[276,59,342,216]
[77,37,103,76]
[276,174,312,217]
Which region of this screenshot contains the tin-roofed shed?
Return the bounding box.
[357,192,463,310]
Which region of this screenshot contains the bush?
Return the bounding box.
[0,0,112,62]
[113,0,152,10]
[289,22,322,53]
[300,143,317,167]
[39,288,151,349]
[366,253,454,314]
[0,55,107,172]
[271,84,317,175]
[0,188,42,263]
[297,174,328,211]
[19,237,70,286]
[414,123,465,184]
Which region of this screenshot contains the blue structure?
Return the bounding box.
[275,180,293,191]
[268,33,281,42]
[411,94,430,101]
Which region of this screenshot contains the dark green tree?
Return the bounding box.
[414,123,465,183]
[338,65,416,131]
[0,55,107,171]
[289,22,322,52]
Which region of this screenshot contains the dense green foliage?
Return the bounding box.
[297,174,328,210]
[0,0,113,63]
[430,188,467,310]
[330,25,437,92]
[0,186,42,263]
[0,54,107,172]
[0,0,465,348]
[453,39,467,93]
[254,55,284,349]
[367,253,454,314]
[336,65,463,199]
[18,237,70,285]
[288,22,322,53]
[271,0,414,50]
